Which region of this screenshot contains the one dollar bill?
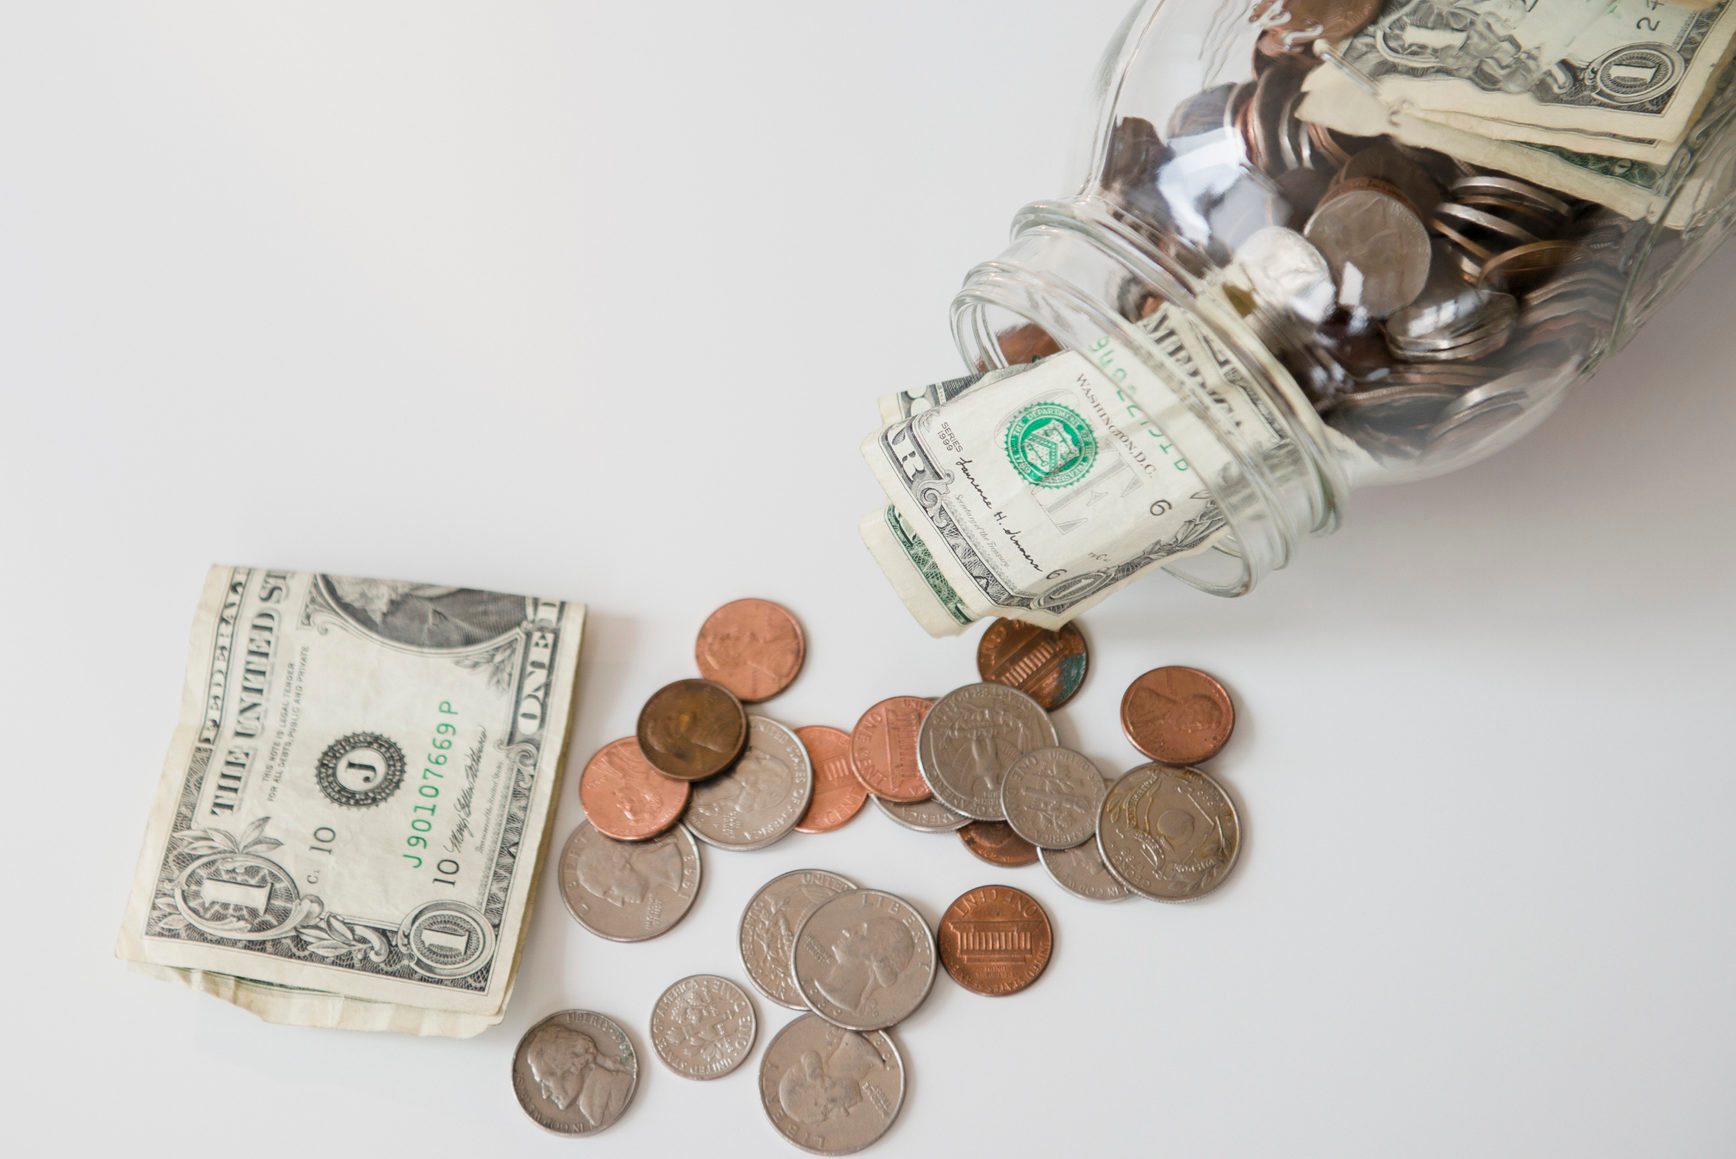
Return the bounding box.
[117,566,584,1037]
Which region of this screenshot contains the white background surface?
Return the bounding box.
[4,3,1734,1155]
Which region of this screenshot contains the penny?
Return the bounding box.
[740,869,858,1009]
[794,725,868,834]
[1040,834,1132,903]
[792,889,936,1032]
[937,885,1054,997]
[694,597,805,703]
[759,1015,905,1155]
[1253,0,1383,43]
[649,974,757,1081]
[918,682,1057,820]
[873,793,971,834]
[958,820,1039,868]
[996,321,1062,366]
[1119,665,1236,765]
[512,1009,638,1136]
[636,678,748,781]
[849,696,934,803]
[1098,763,1241,902]
[975,618,1089,710]
[999,746,1108,850]
[1476,240,1578,294]
[1303,186,1431,317]
[558,820,701,942]
[577,737,689,841]
[685,715,813,851]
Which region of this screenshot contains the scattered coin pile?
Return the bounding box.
[1084,1,1640,466]
[518,600,1248,1148]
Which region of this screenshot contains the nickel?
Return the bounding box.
[512,1009,638,1136]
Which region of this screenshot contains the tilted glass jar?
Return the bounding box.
[876,0,1736,627]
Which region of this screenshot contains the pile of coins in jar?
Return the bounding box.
[512,598,1246,1150]
[1082,0,1638,464]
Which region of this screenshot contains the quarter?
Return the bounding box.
[918,682,1057,820]
[1098,763,1241,902]
[685,715,813,851]
[759,1015,905,1155]
[558,820,701,942]
[792,889,936,1031]
[740,868,858,1009]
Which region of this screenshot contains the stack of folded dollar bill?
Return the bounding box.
[116,566,584,1037]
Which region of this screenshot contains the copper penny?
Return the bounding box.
[975,618,1089,711]
[694,597,805,703]
[636,678,748,782]
[938,885,1054,997]
[958,820,1038,868]
[578,736,691,841]
[849,696,933,803]
[793,725,868,834]
[1253,0,1382,43]
[1119,666,1236,765]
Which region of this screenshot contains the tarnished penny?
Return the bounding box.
[511,1009,638,1136]
[1119,666,1236,765]
[975,618,1089,710]
[937,885,1054,997]
[1099,763,1241,902]
[577,737,689,841]
[958,820,1038,868]
[794,725,868,834]
[649,974,756,1081]
[849,696,933,803]
[694,598,805,703]
[636,678,748,781]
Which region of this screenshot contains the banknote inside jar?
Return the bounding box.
[1095,0,1732,472]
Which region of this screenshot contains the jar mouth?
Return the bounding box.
[951,196,1344,599]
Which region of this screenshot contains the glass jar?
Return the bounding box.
[863,0,1736,634]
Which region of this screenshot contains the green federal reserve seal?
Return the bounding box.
[1004,401,1098,488]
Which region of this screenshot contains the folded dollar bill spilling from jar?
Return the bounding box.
[861,0,1736,635]
[116,567,584,1036]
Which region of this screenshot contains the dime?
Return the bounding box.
[975,618,1089,710]
[958,820,1039,868]
[873,793,971,834]
[741,869,859,1008]
[999,746,1107,850]
[792,889,936,1031]
[1040,837,1132,903]
[685,715,813,851]
[759,1015,905,1155]
[1098,763,1241,902]
[511,1009,638,1136]
[577,737,689,841]
[694,597,806,703]
[918,682,1057,820]
[636,678,748,781]
[794,725,868,834]
[937,885,1054,997]
[849,696,934,803]
[650,974,757,1081]
[558,820,701,942]
[1303,186,1431,317]
[1119,666,1236,765]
